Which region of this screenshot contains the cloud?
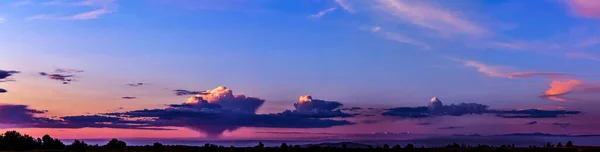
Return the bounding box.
[127,83,145,87]
[105,86,353,137]
[552,122,570,128]
[121,97,137,100]
[492,109,581,118]
[0,88,6,93]
[334,0,354,13]
[0,70,19,80]
[71,8,112,20]
[569,0,600,18]
[0,105,49,126]
[565,52,600,61]
[30,0,116,20]
[438,126,462,130]
[454,59,568,79]
[525,121,538,125]
[382,31,431,49]
[371,26,382,32]
[277,95,353,118]
[39,72,76,84]
[174,89,208,96]
[185,86,264,112]
[461,60,507,77]
[55,68,84,73]
[12,0,34,7]
[540,79,600,102]
[308,7,337,19]
[505,72,568,79]
[0,17,4,24]
[375,0,486,37]
[382,97,581,119]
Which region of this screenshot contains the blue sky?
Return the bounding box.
[1,0,600,140]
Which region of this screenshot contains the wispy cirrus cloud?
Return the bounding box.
[0,17,5,24]
[369,26,431,49]
[452,59,569,79]
[334,0,354,13]
[308,7,337,19]
[374,0,487,37]
[565,52,600,61]
[29,0,116,20]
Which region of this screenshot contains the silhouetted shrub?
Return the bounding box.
[280,143,288,149]
[70,140,88,151]
[406,144,415,149]
[566,141,574,147]
[105,138,127,149]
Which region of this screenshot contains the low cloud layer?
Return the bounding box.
[174,89,207,96]
[127,83,145,87]
[0,88,6,93]
[383,97,581,119]
[278,95,352,118]
[525,121,538,125]
[0,70,19,82]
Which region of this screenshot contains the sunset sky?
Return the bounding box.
[1,0,600,141]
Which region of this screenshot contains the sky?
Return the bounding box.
[1,0,600,142]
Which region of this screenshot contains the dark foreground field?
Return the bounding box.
[1,130,599,151]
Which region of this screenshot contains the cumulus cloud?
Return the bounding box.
[308,7,337,19]
[278,95,353,118]
[382,97,581,119]
[104,86,353,138]
[185,86,264,112]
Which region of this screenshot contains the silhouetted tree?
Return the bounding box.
[566,141,574,147]
[557,142,563,147]
[70,140,88,151]
[105,139,126,149]
[153,142,164,150]
[255,141,264,149]
[383,144,390,149]
[406,144,415,149]
[0,131,42,150]
[393,144,401,149]
[367,145,373,149]
[546,142,553,148]
[280,143,288,149]
[41,134,65,150]
[342,143,347,149]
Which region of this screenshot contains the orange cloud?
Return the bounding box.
[544,79,582,96]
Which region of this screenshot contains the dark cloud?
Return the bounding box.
[55,68,84,73]
[382,97,581,119]
[0,88,6,93]
[276,95,353,118]
[416,122,433,126]
[174,89,208,96]
[39,72,75,84]
[121,97,137,100]
[341,107,363,111]
[525,121,538,125]
[552,123,570,128]
[0,104,48,125]
[491,109,581,118]
[127,83,145,87]
[438,126,462,130]
[103,87,353,137]
[0,70,19,80]
[0,70,19,83]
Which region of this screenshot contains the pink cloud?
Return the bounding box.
[570,0,600,18]
[565,52,600,61]
[541,79,600,102]
[455,59,570,79]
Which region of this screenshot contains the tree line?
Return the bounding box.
[0,130,591,152]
